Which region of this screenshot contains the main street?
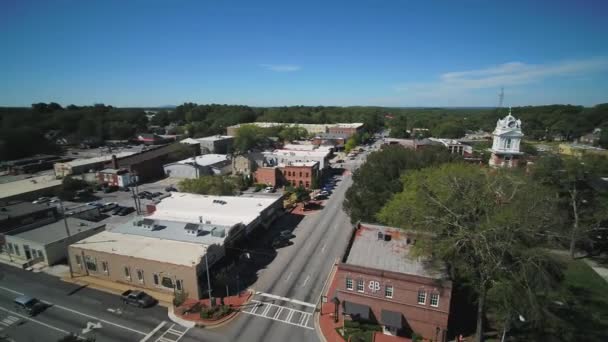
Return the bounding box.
[0,147,371,342]
[208,150,370,342]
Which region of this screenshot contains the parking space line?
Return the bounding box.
[139,321,167,342]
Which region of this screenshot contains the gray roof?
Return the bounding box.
[112,217,233,246]
[11,218,105,245]
[345,223,445,278]
[0,202,53,220]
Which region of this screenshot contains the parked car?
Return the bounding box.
[264,187,275,193]
[320,190,330,196]
[103,186,118,193]
[152,192,163,197]
[165,186,177,192]
[279,230,294,240]
[121,187,131,192]
[49,197,60,204]
[121,290,156,308]
[118,206,135,216]
[111,206,125,215]
[272,238,290,248]
[101,202,118,212]
[335,159,344,163]
[86,202,103,207]
[32,197,50,204]
[14,295,46,316]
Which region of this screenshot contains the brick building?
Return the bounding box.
[280,162,319,189]
[96,168,133,188]
[334,223,452,341]
[327,123,364,137]
[254,167,280,187]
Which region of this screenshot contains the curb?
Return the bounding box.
[315,259,339,342]
[171,290,253,329]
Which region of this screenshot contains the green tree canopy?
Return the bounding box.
[378,163,563,342]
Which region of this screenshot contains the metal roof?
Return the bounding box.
[11,218,105,245]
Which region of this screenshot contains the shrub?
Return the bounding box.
[173,291,188,307]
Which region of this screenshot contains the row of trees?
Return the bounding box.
[387,104,608,141]
[177,175,249,196]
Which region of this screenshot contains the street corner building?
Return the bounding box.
[67,192,284,299]
[334,223,452,341]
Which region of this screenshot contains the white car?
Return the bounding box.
[263,187,276,193]
[32,197,50,204]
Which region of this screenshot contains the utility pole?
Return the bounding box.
[59,199,74,278]
[205,251,214,307]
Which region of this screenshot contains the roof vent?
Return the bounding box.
[384,234,392,242]
[377,232,384,240]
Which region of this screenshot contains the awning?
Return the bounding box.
[343,301,372,320]
[381,309,403,328]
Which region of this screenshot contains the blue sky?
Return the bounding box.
[1,0,607,107]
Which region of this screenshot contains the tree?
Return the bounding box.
[599,128,608,149]
[56,176,89,200]
[378,164,562,342]
[278,126,308,143]
[344,145,457,223]
[178,176,238,196]
[433,121,466,138]
[234,125,266,152]
[531,154,608,257]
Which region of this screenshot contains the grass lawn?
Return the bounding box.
[511,256,608,341]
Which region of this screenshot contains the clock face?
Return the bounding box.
[508,120,516,128]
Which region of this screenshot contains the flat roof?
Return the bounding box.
[150,192,280,227]
[345,223,445,279]
[175,154,230,167]
[282,144,333,152]
[332,123,364,128]
[0,176,62,200]
[197,135,234,141]
[112,217,231,246]
[279,161,319,167]
[0,201,53,220]
[267,149,331,157]
[71,230,207,267]
[11,218,104,245]
[59,152,136,168]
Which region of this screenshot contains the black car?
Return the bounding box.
[111,206,125,215]
[272,238,290,248]
[14,296,46,316]
[165,186,177,192]
[118,207,135,216]
[152,192,163,197]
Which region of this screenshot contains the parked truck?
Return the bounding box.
[121,290,156,308]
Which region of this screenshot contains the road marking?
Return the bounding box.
[0,285,147,336]
[0,315,18,327]
[140,321,167,342]
[243,300,314,330]
[255,291,316,308]
[321,243,327,253]
[285,272,293,283]
[154,323,189,342]
[0,305,71,335]
[82,321,102,334]
[301,275,310,288]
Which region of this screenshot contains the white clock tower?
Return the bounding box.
[488,107,524,168]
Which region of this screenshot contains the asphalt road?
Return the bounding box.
[0,265,211,342]
[207,151,370,342]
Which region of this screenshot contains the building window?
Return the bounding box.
[75,255,81,267]
[346,278,353,290]
[417,289,426,305]
[124,266,131,280]
[305,182,310,188]
[153,273,159,286]
[36,250,45,261]
[136,269,144,283]
[356,279,364,293]
[85,256,97,272]
[161,276,174,289]
[102,261,108,274]
[385,285,394,298]
[305,172,309,177]
[176,279,183,291]
[7,243,14,254]
[505,138,512,149]
[299,172,302,177]
[430,293,440,307]
[13,245,20,256]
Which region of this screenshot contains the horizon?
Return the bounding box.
[1,0,607,107]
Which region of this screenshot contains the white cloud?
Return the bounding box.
[396,57,608,93]
[259,64,301,72]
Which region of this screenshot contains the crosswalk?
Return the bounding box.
[154,323,189,342]
[0,315,19,330]
[242,299,314,330]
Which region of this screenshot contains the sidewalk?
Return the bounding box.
[61,274,174,307]
[318,262,346,342]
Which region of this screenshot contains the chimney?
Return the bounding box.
[111,154,118,169]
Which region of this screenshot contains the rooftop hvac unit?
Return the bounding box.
[377,232,384,240]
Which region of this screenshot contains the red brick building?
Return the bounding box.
[254,167,280,187]
[327,123,364,138]
[334,223,452,341]
[96,168,133,188]
[279,161,319,189]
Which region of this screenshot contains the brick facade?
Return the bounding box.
[254,167,279,187]
[335,264,451,340]
[328,126,360,137]
[279,163,318,189]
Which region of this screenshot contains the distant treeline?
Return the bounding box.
[1,102,607,161]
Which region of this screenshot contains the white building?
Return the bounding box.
[163,154,232,178]
[263,149,331,169]
[488,108,524,168]
[149,192,284,234]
